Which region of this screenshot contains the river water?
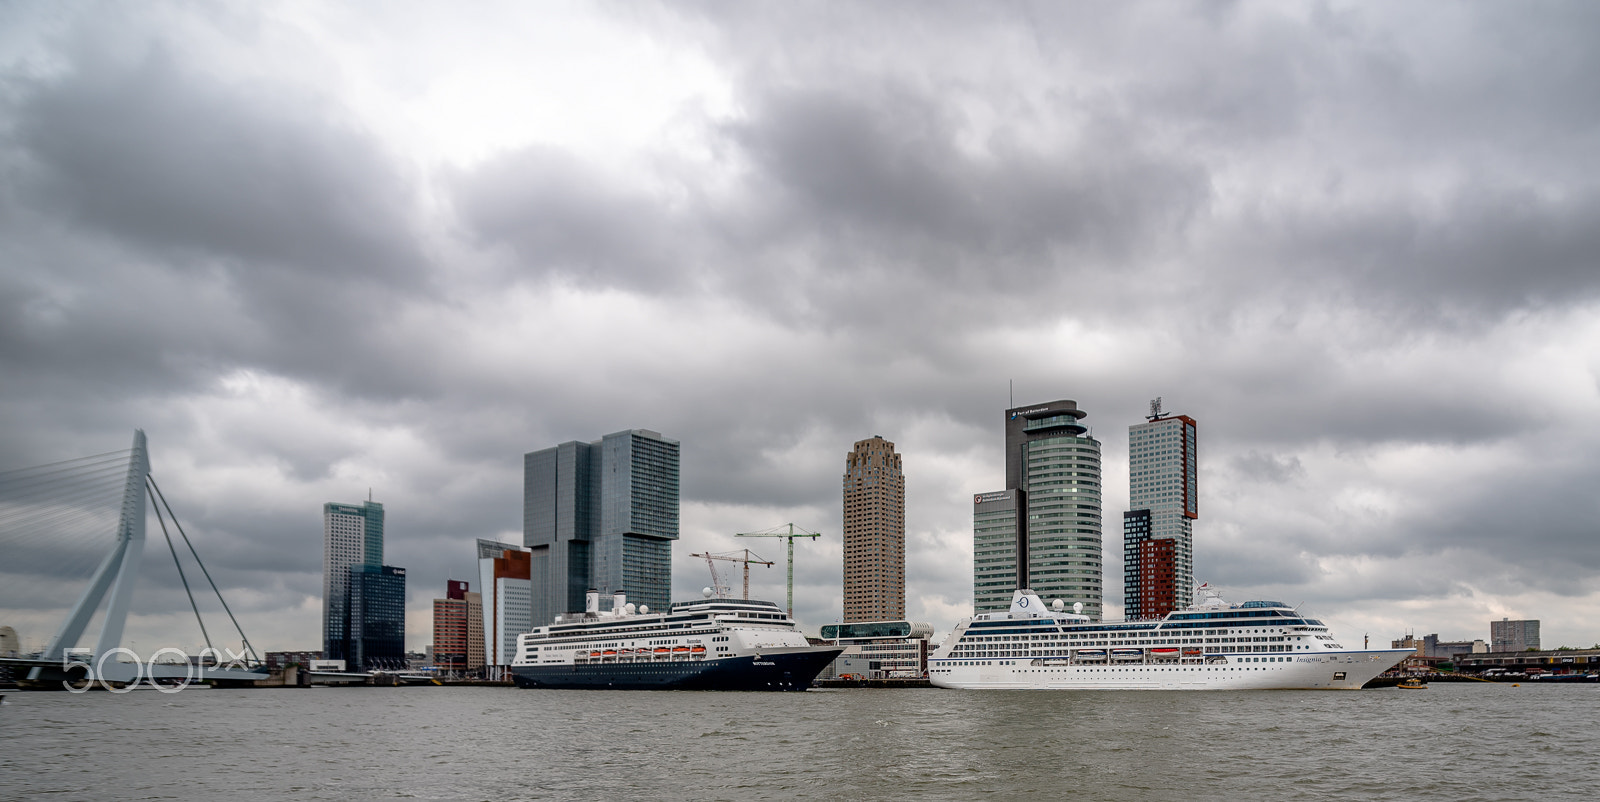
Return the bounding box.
[1,682,1594,800]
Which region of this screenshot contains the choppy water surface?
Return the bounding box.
[2,682,1594,800]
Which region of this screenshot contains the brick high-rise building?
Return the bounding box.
[1126,402,1198,617]
[432,581,471,672]
[842,436,905,622]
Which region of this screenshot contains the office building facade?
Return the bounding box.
[348,564,406,670]
[477,539,533,669]
[464,590,484,670]
[842,436,906,622]
[524,429,680,625]
[1491,618,1540,652]
[1126,409,1198,616]
[432,580,471,672]
[973,400,1103,618]
[322,500,384,664]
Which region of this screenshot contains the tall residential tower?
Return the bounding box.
[842,436,905,622]
[524,429,680,625]
[1125,402,1198,618]
[974,399,1103,618]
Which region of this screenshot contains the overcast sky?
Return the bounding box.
[3,1,1599,657]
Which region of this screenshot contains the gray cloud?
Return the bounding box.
[4,1,1600,651]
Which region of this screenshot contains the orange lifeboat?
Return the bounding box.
[672,645,690,654]
[653,647,669,654]
[690,645,707,654]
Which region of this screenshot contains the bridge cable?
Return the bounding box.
[148,481,214,655]
[147,475,261,665]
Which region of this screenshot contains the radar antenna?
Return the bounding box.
[1147,397,1164,421]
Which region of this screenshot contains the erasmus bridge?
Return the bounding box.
[0,431,267,687]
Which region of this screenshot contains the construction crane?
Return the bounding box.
[689,549,774,599]
[736,523,821,618]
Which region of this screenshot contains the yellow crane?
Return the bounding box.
[736,523,821,618]
[689,549,774,599]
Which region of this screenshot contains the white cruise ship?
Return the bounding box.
[510,589,841,691]
[929,588,1410,690]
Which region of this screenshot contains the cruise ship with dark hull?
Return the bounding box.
[510,590,841,692]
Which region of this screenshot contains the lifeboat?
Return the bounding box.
[588,651,602,659]
[653,647,669,654]
[672,645,690,653]
[1182,648,1202,657]
[602,649,617,657]
[1151,648,1180,656]
[1075,649,1106,659]
[1111,648,1143,660]
[690,645,707,654]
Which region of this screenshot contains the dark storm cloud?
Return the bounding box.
[1222,185,1600,327]
[0,20,446,432]
[13,43,421,283]
[450,147,696,292]
[5,1,1600,649]
[726,84,1209,267]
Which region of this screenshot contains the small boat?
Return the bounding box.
[672,646,690,654]
[588,651,602,659]
[1111,648,1143,660]
[1076,649,1106,658]
[1182,648,1202,657]
[690,645,706,654]
[1151,648,1179,656]
[1397,677,1427,690]
[653,647,669,654]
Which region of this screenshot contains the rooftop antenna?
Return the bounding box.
[1009,379,1014,409]
[1147,397,1164,421]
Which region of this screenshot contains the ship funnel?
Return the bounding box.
[585,589,599,614]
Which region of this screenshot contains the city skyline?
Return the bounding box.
[3,3,1599,655]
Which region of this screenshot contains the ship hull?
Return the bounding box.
[511,647,843,691]
[929,649,1412,691]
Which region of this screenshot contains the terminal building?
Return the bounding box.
[1454,648,1600,676]
[819,620,934,680]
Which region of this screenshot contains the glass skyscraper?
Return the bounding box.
[349,564,406,670]
[323,500,385,664]
[524,429,680,626]
[973,400,1103,619]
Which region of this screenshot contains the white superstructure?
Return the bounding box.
[512,590,827,674]
[930,588,1410,690]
